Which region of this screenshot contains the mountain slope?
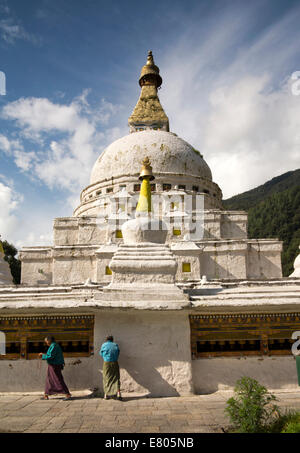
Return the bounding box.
[223,169,300,211]
[223,169,300,276]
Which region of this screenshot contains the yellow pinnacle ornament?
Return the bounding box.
[136,157,154,214]
[128,51,169,132]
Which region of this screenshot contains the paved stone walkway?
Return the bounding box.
[1,390,300,433]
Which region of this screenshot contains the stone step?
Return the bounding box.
[115,251,173,256]
[119,246,171,252]
[111,255,176,261]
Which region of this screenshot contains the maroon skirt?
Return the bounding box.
[45,364,70,395]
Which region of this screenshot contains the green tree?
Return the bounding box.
[2,240,21,284]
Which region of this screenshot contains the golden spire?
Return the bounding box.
[128,51,169,132]
[136,157,154,214]
[139,50,162,88]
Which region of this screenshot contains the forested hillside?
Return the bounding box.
[223,169,300,276]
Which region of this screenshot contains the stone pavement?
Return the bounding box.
[1,389,300,433]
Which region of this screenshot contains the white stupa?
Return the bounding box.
[0,51,299,397]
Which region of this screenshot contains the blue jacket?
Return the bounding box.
[100,341,120,362]
[42,342,65,365]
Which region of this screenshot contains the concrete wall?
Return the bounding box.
[53,218,79,246]
[247,241,283,279]
[52,248,97,285]
[53,217,107,246]
[192,356,299,394]
[200,243,247,279]
[0,357,94,393]
[220,213,247,239]
[50,210,249,248]
[1,310,299,395]
[0,310,193,397]
[20,248,53,286]
[93,311,193,397]
[174,255,200,282]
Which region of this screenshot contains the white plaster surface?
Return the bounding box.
[192,356,300,394]
[20,238,283,286]
[93,311,193,396]
[290,248,300,277]
[90,130,212,185]
[0,311,193,396]
[0,357,93,392]
[122,217,168,244]
[0,279,300,311]
[109,244,177,285]
[190,282,300,311]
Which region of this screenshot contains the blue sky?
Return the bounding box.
[0,0,300,247]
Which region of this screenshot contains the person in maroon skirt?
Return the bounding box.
[39,336,71,400]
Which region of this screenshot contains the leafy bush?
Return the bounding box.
[225,376,279,433]
[282,421,300,433]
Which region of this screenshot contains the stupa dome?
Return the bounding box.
[90,130,212,185]
[74,52,223,217]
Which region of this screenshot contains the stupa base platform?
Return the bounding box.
[98,283,190,309]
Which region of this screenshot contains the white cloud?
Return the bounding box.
[159,4,300,198]
[14,231,53,249]
[13,150,37,171]
[203,76,300,197]
[0,181,23,242]
[3,97,80,132]
[0,133,37,172]
[0,133,23,155]
[2,93,126,201]
[0,18,39,45]
[0,91,128,247]
[4,97,92,189]
[0,134,11,154]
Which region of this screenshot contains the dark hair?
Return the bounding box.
[45,335,55,343]
[106,335,114,342]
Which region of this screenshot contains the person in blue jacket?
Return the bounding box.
[100,335,122,400]
[39,336,71,400]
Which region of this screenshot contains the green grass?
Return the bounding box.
[267,410,300,433]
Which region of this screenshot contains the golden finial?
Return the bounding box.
[139,51,162,88]
[139,156,154,181]
[146,50,154,65]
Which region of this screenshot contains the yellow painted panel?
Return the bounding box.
[173,228,181,236]
[182,262,191,272]
[115,230,123,238]
[171,202,180,210]
[105,266,112,275]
